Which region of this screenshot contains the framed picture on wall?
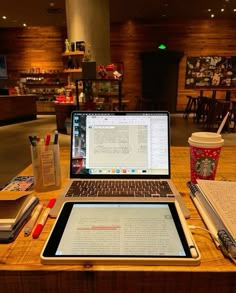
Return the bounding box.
[0,55,7,79]
[185,56,236,88]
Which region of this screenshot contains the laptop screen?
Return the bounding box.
[70,111,171,179]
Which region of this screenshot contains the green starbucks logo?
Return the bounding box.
[195,157,215,176]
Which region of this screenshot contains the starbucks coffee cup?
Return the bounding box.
[188,132,224,183]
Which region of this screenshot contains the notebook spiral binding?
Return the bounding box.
[218,230,236,258]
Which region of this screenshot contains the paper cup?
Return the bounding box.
[188,132,224,183]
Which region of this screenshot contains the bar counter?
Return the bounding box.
[0,94,37,125]
[0,146,236,292]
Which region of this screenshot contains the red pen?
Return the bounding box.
[32,198,56,239]
[45,133,51,146]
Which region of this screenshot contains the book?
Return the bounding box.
[1,175,34,191]
[0,197,39,243]
[0,191,37,231]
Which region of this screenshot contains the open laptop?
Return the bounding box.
[50,111,189,218]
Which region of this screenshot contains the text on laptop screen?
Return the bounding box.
[70,112,170,178]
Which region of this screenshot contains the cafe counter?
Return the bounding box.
[0,94,37,125]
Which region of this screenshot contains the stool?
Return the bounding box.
[183,95,199,120]
[196,96,211,124]
[230,100,236,132]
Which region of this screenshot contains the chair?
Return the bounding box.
[204,99,231,131]
[183,95,200,120]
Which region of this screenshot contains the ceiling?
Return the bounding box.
[0,0,235,28]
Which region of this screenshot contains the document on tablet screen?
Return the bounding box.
[55,203,186,256]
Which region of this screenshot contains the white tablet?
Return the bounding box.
[41,201,201,266]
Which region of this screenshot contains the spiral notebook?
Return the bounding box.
[188,179,236,263]
[197,180,236,240]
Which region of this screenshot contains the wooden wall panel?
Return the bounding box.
[110,19,236,111]
[0,27,67,87]
[1,20,236,111]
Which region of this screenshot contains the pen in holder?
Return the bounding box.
[30,143,61,192]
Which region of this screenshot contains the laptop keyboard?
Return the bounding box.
[65,180,175,198]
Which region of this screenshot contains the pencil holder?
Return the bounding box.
[30,144,61,192]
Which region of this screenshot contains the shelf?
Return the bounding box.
[75,78,123,110]
[62,51,84,57]
[24,82,64,86]
[20,72,65,76]
[25,82,64,86]
[63,69,82,73]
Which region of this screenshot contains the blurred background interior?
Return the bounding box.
[1,1,236,186]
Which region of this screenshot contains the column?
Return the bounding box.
[65,0,110,65]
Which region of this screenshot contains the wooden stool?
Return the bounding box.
[183,95,199,120]
[196,96,211,124]
[230,100,236,132]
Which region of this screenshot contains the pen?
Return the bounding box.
[24,204,43,237]
[32,198,56,239]
[29,135,36,146]
[45,133,51,146]
[187,181,220,248]
[175,200,199,258]
[53,130,59,144]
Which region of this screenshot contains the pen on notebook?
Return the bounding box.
[187,181,220,248]
[24,204,43,237]
[32,198,56,239]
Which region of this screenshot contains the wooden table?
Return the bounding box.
[1,147,236,292]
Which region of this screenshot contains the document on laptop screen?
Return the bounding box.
[85,114,169,173]
[55,203,186,256]
[87,124,148,167]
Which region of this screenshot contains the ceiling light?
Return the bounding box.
[208,9,211,12]
[234,9,236,12]
[221,8,224,12]
[23,23,27,27]
[211,14,215,18]
[2,16,6,19]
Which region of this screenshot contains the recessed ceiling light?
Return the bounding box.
[208,9,211,12]
[2,16,7,19]
[221,8,224,12]
[23,23,27,27]
[211,14,215,18]
[234,9,236,12]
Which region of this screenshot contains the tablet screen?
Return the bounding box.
[42,202,192,259]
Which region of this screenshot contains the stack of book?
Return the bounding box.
[0,191,38,243]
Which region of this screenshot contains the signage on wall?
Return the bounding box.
[185,56,236,88]
[0,55,7,79]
